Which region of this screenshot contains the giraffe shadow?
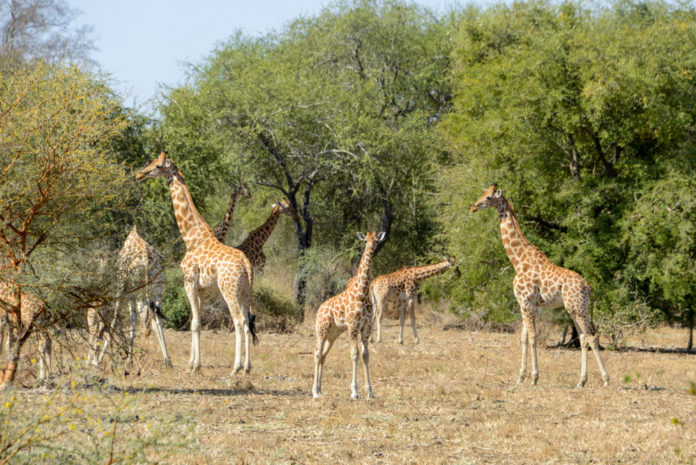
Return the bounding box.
[41,377,305,397]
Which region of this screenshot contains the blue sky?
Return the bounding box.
[67,0,469,111]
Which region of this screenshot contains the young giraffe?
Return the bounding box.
[0,283,51,382]
[312,231,385,399]
[88,226,172,368]
[136,151,254,374]
[235,199,299,272]
[471,184,610,387]
[213,180,251,243]
[370,259,456,344]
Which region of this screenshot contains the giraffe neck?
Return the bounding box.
[497,199,543,273]
[242,207,282,250]
[347,243,376,299]
[411,260,452,283]
[167,172,215,250]
[213,192,240,242]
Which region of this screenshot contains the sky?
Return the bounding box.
[67,0,466,111]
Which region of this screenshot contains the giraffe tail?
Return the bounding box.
[588,288,597,336]
[249,312,259,345]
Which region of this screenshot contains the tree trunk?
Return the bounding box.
[373,201,393,259]
[290,184,314,317]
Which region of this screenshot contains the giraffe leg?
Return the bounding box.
[575,313,610,387]
[350,334,360,399]
[128,300,140,365]
[372,296,383,343]
[230,317,244,375]
[577,330,588,388]
[398,299,406,345]
[97,301,120,365]
[313,330,335,398]
[183,278,202,373]
[407,295,419,344]
[150,304,172,368]
[527,312,539,385]
[38,332,51,382]
[517,321,528,384]
[361,329,374,399]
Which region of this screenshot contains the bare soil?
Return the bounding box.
[12,313,696,464]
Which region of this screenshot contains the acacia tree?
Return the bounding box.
[0,60,130,386]
[159,0,455,306]
[439,0,696,337]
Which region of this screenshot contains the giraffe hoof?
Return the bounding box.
[603,378,610,387]
[244,366,251,374]
[414,338,420,344]
[231,366,242,376]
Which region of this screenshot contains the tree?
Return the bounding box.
[439,0,696,337]
[159,0,455,306]
[0,0,94,64]
[0,60,130,387]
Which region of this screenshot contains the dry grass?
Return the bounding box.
[11,309,696,464]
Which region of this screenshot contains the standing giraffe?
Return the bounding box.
[88,226,172,368]
[213,180,251,243]
[136,151,254,374]
[471,184,610,387]
[0,283,51,382]
[235,199,299,272]
[370,259,456,344]
[312,231,385,399]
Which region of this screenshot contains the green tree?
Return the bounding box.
[440,0,696,337]
[0,60,130,386]
[159,0,456,306]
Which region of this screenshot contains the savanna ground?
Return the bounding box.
[8,308,696,464]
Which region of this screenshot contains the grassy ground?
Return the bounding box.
[10,312,696,464]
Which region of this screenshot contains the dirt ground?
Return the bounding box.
[11,312,696,464]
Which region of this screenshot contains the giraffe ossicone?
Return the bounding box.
[136,151,254,375]
[312,231,385,399]
[471,184,610,387]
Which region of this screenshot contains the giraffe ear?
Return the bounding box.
[164,159,172,168]
[356,232,366,241]
[377,232,386,241]
[494,189,503,198]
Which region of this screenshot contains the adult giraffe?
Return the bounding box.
[136,151,254,374]
[471,184,610,387]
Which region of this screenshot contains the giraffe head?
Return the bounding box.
[272,198,300,220]
[233,179,251,198]
[357,231,386,250]
[135,151,179,182]
[470,184,503,212]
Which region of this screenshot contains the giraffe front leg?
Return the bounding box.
[527,314,539,385]
[407,296,419,344]
[350,334,360,399]
[518,321,528,384]
[38,332,51,382]
[398,300,406,345]
[184,279,202,373]
[243,312,252,374]
[312,337,326,398]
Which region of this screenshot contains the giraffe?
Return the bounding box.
[370,259,456,344]
[471,184,610,387]
[213,180,251,243]
[312,231,385,399]
[0,283,51,381]
[136,151,254,374]
[88,226,172,368]
[235,199,299,272]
